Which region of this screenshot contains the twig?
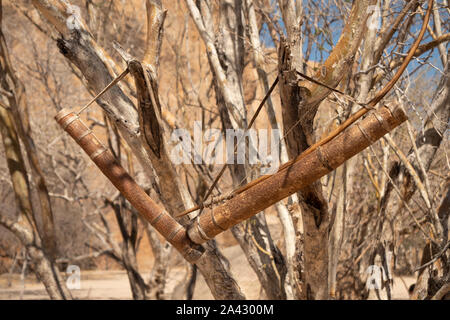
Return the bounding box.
[368,146,434,243]
[415,241,450,272]
[296,70,369,109]
[432,283,450,300]
[76,68,130,115]
[177,76,280,217]
[383,134,432,210]
[210,0,434,199]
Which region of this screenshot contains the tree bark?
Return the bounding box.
[31,0,246,299]
[187,106,407,243]
[0,108,71,300]
[184,0,287,299]
[277,1,375,299]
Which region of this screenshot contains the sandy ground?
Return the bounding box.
[0,214,415,300]
[0,244,255,300]
[0,242,415,300]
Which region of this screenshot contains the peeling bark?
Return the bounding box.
[32,0,245,299]
[277,1,374,299]
[185,0,287,299]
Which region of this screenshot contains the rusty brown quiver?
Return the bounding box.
[55,109,204,263]
[187,105,408,244]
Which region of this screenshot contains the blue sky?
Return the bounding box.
[258,0,448,85]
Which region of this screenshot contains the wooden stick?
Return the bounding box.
[187,105,408,244]
[76,68,130,115]
[176,0,434,218]
[55,109,204,263]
